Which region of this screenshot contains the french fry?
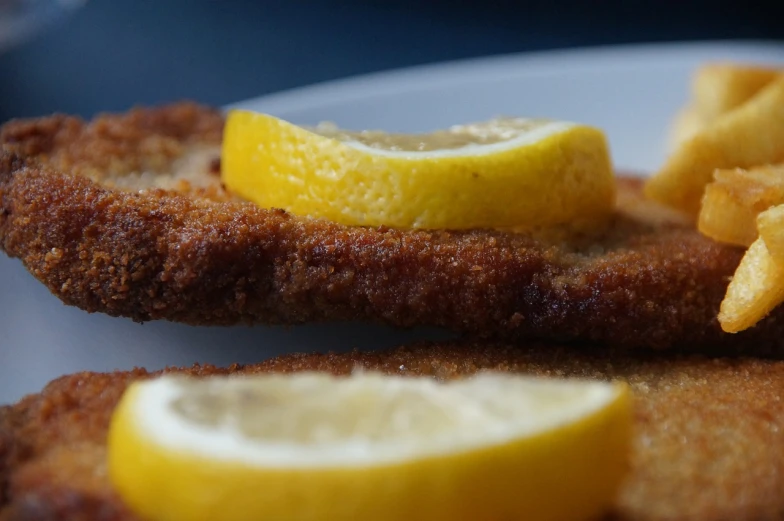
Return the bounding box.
[668,64,780,151]
[698,183,758,246]
[646,75,784,217]
[692,63,780,121]
[670,64,784,332]
[718,237,784,333]
[757,204,784,264]
[668,106,705,151]
[698,165,784,246]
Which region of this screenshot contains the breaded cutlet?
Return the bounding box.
[0,103,778,351]
[3,341,784,521]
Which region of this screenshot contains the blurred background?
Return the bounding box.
[1,0,784,122]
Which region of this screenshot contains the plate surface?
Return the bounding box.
[3,41,784,404]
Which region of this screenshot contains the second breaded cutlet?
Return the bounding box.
[3,341,784,521]
[1,103,783,351]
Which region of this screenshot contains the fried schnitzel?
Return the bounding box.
[3,341,784,521]
[0,103,779,351]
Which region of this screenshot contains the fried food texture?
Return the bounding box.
[2,103,781,350]
[4,342,784,521]
[647,75,784,217]
[667,63,780,151]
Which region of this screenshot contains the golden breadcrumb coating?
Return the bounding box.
[0,104,777,350]
[4,342,784,520]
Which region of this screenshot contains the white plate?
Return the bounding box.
[3,41,784,404]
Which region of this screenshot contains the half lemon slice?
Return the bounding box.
[221,110,615,230]
[108,372,632,521]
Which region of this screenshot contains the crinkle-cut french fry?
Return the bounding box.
[719,237,784,333]
[698,183,759,247]
[693,63,780,121]
[757,204,784,264]
[646,76,784,217]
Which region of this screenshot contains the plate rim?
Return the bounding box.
[230,39,784,115]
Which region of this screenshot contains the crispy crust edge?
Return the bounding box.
[1,104,782,351]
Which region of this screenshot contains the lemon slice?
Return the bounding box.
[108,372,632,521]
[221,110,615,230]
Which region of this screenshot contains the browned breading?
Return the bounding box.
[0,104,779,350]
[3,342,784,521]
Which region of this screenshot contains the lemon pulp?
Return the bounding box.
[108,372,632,521]
[221,110,615,230]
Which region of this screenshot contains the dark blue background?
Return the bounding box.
[1,0,783,122]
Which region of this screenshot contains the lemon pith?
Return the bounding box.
[221,110,615,230]
[108,373,632,521]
